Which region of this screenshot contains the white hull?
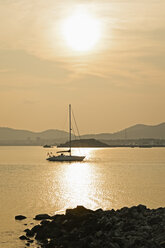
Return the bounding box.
[47,155,85,162]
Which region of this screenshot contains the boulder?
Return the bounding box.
[25,229,35,237]
[18,205,165,248]
[27,239,34,243]
[31,224,41,233]
[15,215,26,220]
[34,214,51,220]
[160,241,165,248]
[19,235,29,240]
[148,216,162,225]
[66,205,94,217]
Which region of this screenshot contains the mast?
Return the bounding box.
[69,104,71,156]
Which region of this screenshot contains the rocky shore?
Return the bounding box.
[16,205,165,248]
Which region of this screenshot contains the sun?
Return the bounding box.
[62,8,101,52]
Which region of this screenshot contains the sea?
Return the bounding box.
[0,146,165,248]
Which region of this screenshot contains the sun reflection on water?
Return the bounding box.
[55,148,97,209]
[71,147,102,161]
[63,163,92,207]
[50,148,112,213]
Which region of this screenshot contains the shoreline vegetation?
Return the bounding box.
[16,205,165,248]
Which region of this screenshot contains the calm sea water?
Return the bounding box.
[0,146,165,247]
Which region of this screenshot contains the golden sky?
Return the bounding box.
[0,0,165,134]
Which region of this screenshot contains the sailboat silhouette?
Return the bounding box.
[46,104,85,162]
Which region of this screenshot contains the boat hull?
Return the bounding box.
[47,155,85,162]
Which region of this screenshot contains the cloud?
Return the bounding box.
[0,49,69,79]
[0,0,165,89]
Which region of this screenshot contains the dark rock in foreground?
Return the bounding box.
[19,235,27,240]
[34,214,51,220]
[15,215,26,220]
[19,205,165,248]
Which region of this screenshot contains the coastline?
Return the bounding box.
[17,205,165,248]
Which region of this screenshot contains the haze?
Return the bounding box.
[0,0,165,134]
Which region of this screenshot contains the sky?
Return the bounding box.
[0,0,165,134]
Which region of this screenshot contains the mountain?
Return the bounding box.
[81,123,165,140]
[0,122,164,145]
[111,123,165,139]
[0,127,68,140]
[0,127,69,145]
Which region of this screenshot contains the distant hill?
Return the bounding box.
[81,123,165,140]
[0,122,165,145]
[58,139,109,148]
[0,127,69,145]
[112,123,165,139]
[0,127,69,140]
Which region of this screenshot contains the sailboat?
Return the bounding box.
[46,104,85,162]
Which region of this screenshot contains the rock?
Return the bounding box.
[136,204,147,212]
[27,239,34,243]
[66,205,94,217]
[19,235,29,240]
[25,229,35,237]
[96,230,103,238]
[141,225,151,232]
[34,214,51,220]
[148,216,162,225]
[94,208,103,214]
[160,241,165,248]
[50,214,66,225]
[15,215,26,220]
[112,237,126,246]
[40,220,50,225]
[60,218,78,232]
[35,229,47,241]
[109,242,120,248]
[31,224,41,233]
[18,205,165,248]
